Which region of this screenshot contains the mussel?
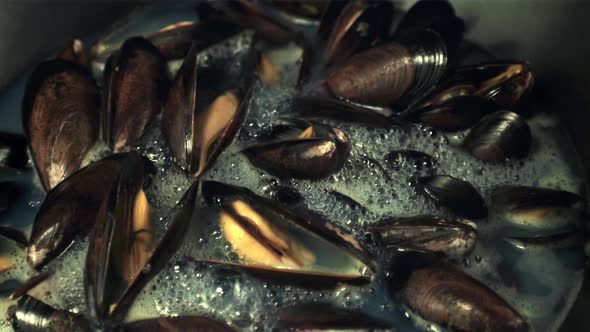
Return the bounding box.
[102,37,169,152]
[270,0,327,22]
[418,175,487,219]
[0,132,28,170]
[196,181,375,287]
[491,185,581,233]
[388,251,528,332]
[368,215,477,257]
[274,303,393,331]
[27,152,147,269]
[463,111,532,161]
[426,61,534,108]
[22,59,100,191]
[117,316,236,332]
[8,295,91,332]
[324,28,448,108]
[404,95,499,131]
[0,182,25,217]
[86,180,200,321]
[243,119,351,179]
[7,272,53,301]
[384,149,437,171]
[0,225,28,248]
[161,32,253,177]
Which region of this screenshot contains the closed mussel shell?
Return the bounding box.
[388,251,528,332]
[368,215,477,257]
[463,111,531,161]
[8,295,91,332]
[418,175,487,219]
[102,36,170,152]
[22,59,100,191]
[243,119,351,179]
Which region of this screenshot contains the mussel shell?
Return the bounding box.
[243,120,351,179]
[271,0,327,21]
[0,225,28,248]
[0,132,28,169]
[274,303,393,331]
[264,184,304,206]
[56,39,88,67]
[431,61,534,108]
[118,316,235,332]
[162,35,252,177]
[0,182,25,217]
[325,28,447,107]
[109,181,200,321]
[292,96,402,128]
[102,37,169,153]
[389,251,528,332]
[368,215,477,257]
[327,190,368,213]
[492,185,580,210]
[318,0,393,66]
[395,0,464,54]
[418,175,487,219]
[405,95,499,131]
[463,111,531,161]
[27,153,144,269]
[22,59,100,191]
[7,272,53,301]
[201,181,376,278]
[8,295,91,332]
[85,152,154,321]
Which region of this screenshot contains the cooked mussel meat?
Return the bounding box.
[388,251,528,332]
[22,59,100,191]
[426,61,534,108]
[491,185,581,233]
[274,303,393,331]
[463,111,532,161]
[197,181,375,287]
[368,215,477,257]
[243,119,351,179]
[418,175,487,219]
[161,33,253,177]
[324,28,447,108]
[405,95,499,131]
[27,152,148,269]
[102,37,169,152]
[8,295,91,332]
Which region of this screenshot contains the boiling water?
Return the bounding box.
[0,3,587,332]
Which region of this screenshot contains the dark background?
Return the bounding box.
[0,1,588,330]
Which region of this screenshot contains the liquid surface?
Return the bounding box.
[0,3,587,332]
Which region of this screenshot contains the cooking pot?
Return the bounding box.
[0,1,588,331]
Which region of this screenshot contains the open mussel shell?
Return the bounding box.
[291,95,402,128]
[418,175,487,219]
[243,119,351,179]
[199,181,376,287]
[324,28,447,107]
[428,61,534,108]
[27,152,148,270]
[56,39,88,67]
[117,316,235,332]
[463,111,531,161]
[389,251,528,332]
[102,36,169,152]
[162,34,253,177]
[22,59,100,191]
[85,152,156,321]
[8,295,91,332]
[273,303,393,331]
[405,95,499,131]
[368,215,477,258]
[492,185,581,233]
[317,0,393,66]
[197,0,299,44]
[0,132,28,170]
[87,181,200,321]
[395,0,465,55]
